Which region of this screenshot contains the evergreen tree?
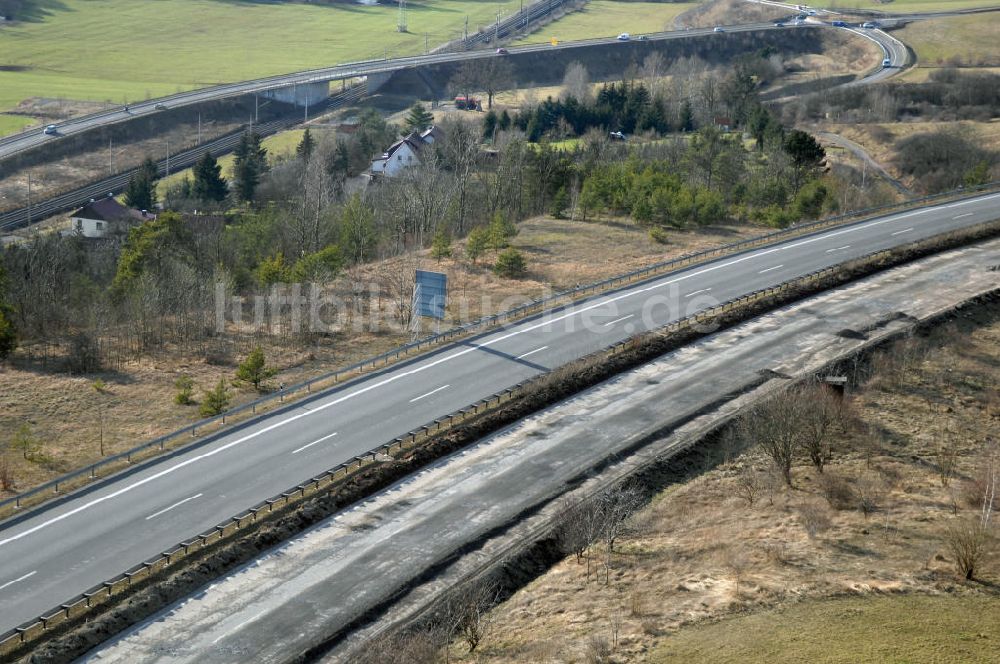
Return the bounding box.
[482,109,498,141]
[550,186,569,219]
[192,151,228,203]
[0,263,16,361]
[233,131,268,202]
[498,109,512,131]
[236,346,276,392]
[493,247,526,278]
[679,100,695,132]
[296,127,315,162]
[199,378,231,417]
[431,228,452,262]
[465,226,489,264]
[404,103,434,133]
[123,156,159,211]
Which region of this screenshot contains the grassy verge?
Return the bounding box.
[894,14,1000,68]
[513,1,699,44]
[654,595,1000,663]
[0,0,524,125]
[819,0,1000,12]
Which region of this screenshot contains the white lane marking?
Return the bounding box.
[825,245,850,253]
[953,212,973,219]
[291,431,338,455]
[891,227,913,236]
[410,385,450,403]
[602,314,635,327]
[212,611,265,644]
[3,193,995,548]
[685,288,711,298]
[145,494,203,521]
[0,570,36,592]
[758,265,783,274]
[516,346,548,360]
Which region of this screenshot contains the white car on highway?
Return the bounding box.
[617,32,630,41]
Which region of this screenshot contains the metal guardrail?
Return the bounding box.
[5,218,998,658]
[1,179,998,519]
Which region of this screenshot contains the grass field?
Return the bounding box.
[816,0,1000,11]
[653,596,1000,663]
[0,114,35,135]
[0,0,523,125]
[513,0,698,44]
[155,127,328,196]
[894,14,1000,67]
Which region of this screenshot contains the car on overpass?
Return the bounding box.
[713,26,725,32]
[617,32,630,41]
[495,47,508,55]
[43,124,57,135]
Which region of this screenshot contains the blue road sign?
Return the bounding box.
[414,270,447,319]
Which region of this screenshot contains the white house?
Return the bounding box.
[370,126,443,177]
[67,197,150,238]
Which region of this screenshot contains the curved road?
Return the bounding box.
[0,190,998,635]
[0,21,901,164]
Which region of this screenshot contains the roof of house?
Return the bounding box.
[69,197,139,222]
[420,125,444,142]
[382,133,427,160]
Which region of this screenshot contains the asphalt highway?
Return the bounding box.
[0,190,998,632]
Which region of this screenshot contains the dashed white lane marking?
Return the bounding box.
[410,385,450,403]
[2,192,994,548]
[516,346,548,360]
[891,227,913,236]
[0,570,36,592]
[212,611,265,644]
[291,432,338,455]
[602,314,635,327]
[685,288,711,297]
[758,265,784,274]
[825,245,850,253]
[145,494,203,521]
[953,212,973,219]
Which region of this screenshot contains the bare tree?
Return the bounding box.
[796,380,848,473]
[562,61,592,102]
[446,578,500,654]
[735,463,764,507]
[738,394,801,487]
[945,518,991,580]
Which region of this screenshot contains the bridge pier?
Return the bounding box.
[366,71,394,95]
[261,81,330,108]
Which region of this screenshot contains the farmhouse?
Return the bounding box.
[370,126,443,177]
[67,197,152,238]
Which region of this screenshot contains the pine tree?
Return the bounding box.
[123,156,159,211]
[296,127,315,162]
[482,110,498,141]
[465,226,489,264]
[431,228,452,262]
[233,131,268,202]
[493,247,526,278]
[236,347,276,392]
[199,378,231,417]
[404,102,434,133]
[679,100,695,132]
[0,263,16,361]
[192,151,228,203]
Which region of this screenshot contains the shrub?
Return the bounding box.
[493,247,527,278]
[200,378,231,417]
[236,347,276,392]
[648,227,670,244]
[819,473,856,510]
[174,375,195,405]
[798,501,832,539]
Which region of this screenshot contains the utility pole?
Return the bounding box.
[464,16,469,42]
[166,141,171,178]
[26,173,31,227]
[425,33,429,53]
[254,94,259,123]
[197,112,202,145]
[496,8,501,42]
[397,0,407,32]
[109,137,114,175]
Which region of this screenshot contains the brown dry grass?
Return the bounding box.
[447,304,1000,663]
[0,215,763,496]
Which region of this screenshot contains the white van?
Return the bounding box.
[882,57,892,67]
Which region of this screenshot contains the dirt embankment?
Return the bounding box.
[439,303,1000,663]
